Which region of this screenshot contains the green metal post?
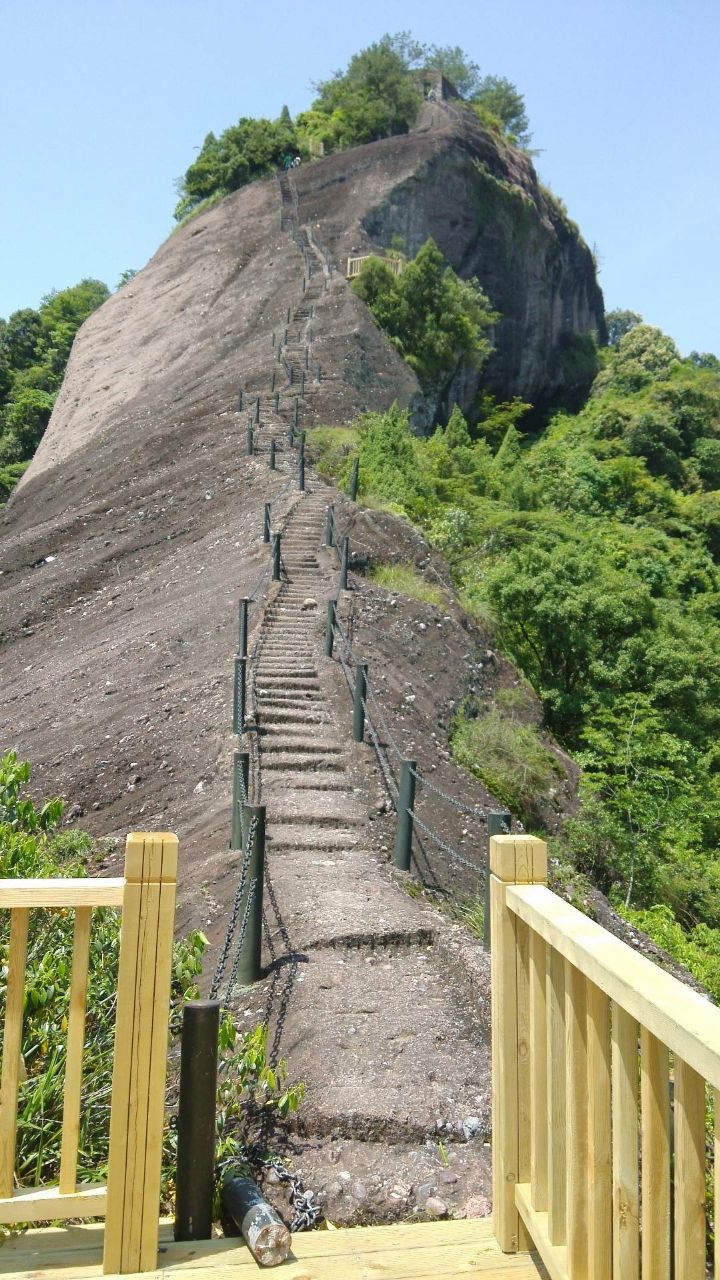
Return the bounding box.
[293,397,299,428]
[269,439,276,470]
[274,392,280,413]
[393,759,417,871]
[233,655,247,733]
[349,458,359,502]
[174,999,220,1242]
[286,306,290,323]
[238,597,250,657]
[254,396,260,424]
[235,805,266,985]
[325,598,336,657]
[325,503,334,547]
[272,533,281,581]
[353,662,368,743]
[271,370,276,391]
[263,503,271,543]
[304,347,309,368]
[246,420,254,455]
[271,332,275,347]
[299,370,305,397]
[231,749,250,850]
[316,364,322,382]
[237,388,244,411]
[287,425,294,447]
[339,537,349,590]
[298,437,305,492]
[484,811,512,951]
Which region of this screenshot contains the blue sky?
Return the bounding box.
[1,0,718,354]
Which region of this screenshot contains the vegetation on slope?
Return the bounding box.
[309,319,720,970]
[0,278,110,501]
[174,33,530,221]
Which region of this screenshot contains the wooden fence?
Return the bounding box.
[491,832,719,1280]
[0,832,178,1275]
[346,254,404,279]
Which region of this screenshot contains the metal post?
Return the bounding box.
[233,655,247,732]
[238,597,250,657]
[298,437,305,491]
[286,306,290,323]
[316,364,322,382]
[272,533,281,581]
[246,420,254,455]
[271,370,276,391]
[274,392,280,413]
[287,425,294,448]
[293,397,299,428]
[326,503,334,547]
[484,811,512,951]
[299,370,305,397]
[304,347,309,368]
[349,458,359,502]
[271,332,275,347]
[174,1000,220,1242]
[231,749,250,849]
[269,438,276,470]
[254,396,260,424]
[393,760,417,871]
[353,662,368,743]
[236,806,266,985]
[237,388,244,411]
[302,276,306,293]
[339,536,349,590]
[263,502,271,543]
[325,598,336,657]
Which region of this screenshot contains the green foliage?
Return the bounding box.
[174,114,299,221]
[302,39,421,150]
[452,704,562,827]
[0,279,109,489]
[471,75,531,146]
[605,308,643,346]
[620,904,720,1002]
[351,239,497,387]
[370,562,446,607]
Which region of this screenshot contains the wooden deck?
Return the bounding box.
[0,1218,546,1279]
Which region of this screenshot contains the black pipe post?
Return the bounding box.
[353,662,368,743]
[287,425,295,448]
[325,598,336,657]
[263,502,271,543]
[271,332,275,348]
[325,503,334,547]
[237,388,244,411]
[233,655,247,733]
[293,397,299,428]
[238,597,250,658]
[272,533,281,581]
[298,436,305,491]
[299,370,305,397]
[286,306,291,323]
[246,420,254,456]
[316,364,322,383]
[274,391,280,413]
[269,438,276,470]
[174,999,220,1242]
[393,760,417,871]
[484,811,512,951]
[304,347,309,369]
[339,536,349,591]
[231,749,250,849]
[349,458,359,502]
[236,806,266,985]
[271,370,276,392]
[254,395,260,424]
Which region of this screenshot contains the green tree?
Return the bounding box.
[306,40,421,147]
[1,388,55,460]
[472,76,531,146]
[605,308,642,346]
[174,114,298,220]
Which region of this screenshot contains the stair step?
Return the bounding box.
[261,735,340,754]
[267,826,365,851]
[260,709,331,725]
[261,753,346,772]
[260,772,347,793]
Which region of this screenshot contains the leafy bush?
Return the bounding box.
[452,706,562,827]
[174,114,299,222]
[351,239,497,388]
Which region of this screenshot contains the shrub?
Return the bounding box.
[370,562,445,607]
[451,707,562,826]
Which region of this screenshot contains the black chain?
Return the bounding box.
[217,1145,323,1231]
[209,815,257,1001]
[410,765,488,819]
[409,808,484,875]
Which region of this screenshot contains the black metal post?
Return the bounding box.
[246,420,254,455]
[274,392,280,413]
[271,332,275,347]
[271,370,276,392]
[304,347,309,368]
[299,370,305,397]
[233,655,247,732]
[269,438,276,470]
[353,662,368,743]
[263,502,271,543]
[238,597,250,657]
[393,760,417,871]
[484,811,512,951]
[231,749,250,849]
[286,306,290,323]
[287,425,294,447]
[339,536,349,590]
[326,503,334,547]
[349,458,359,502]
[174,1000,220,1242]
[237,388,244,411]
[293,397,299,428]
[325,598,336,657]
[298,436,305,491]
[272,533,281,581]
[254,395,260,424]
[236,806,266,985]
[316,364,322,382]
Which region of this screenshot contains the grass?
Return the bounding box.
[370,562,446,607]
[451,706,562,828]
[304,425,360,484]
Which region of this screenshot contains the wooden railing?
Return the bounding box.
[0,832,178,1275]
[490,832,719,1280]
[346,253,404,279]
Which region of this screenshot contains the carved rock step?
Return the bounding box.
[261,790,365,824]
[260,708,332,725]
[267,825,366,851]
[255,694,325,708]
[256,664,318,677]
[260,734,341,754]
[261,753,346,772]
[260,771,347,793]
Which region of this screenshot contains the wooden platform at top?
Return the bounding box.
[0,1217,547,1279]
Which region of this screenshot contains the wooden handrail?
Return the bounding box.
[490,832,717,1280]
[346,253,404,279]
[0,833,178,1275]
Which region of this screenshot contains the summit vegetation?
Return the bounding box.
[174,33,530,221]
[309,316,720,990]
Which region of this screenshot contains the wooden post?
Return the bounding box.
[490,835,547,1254]
[484,811,511,951]
[104,833,178,1274]
[0,908,29,1195]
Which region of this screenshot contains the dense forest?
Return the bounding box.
[309,306,720,995]
[0,278,110,501]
